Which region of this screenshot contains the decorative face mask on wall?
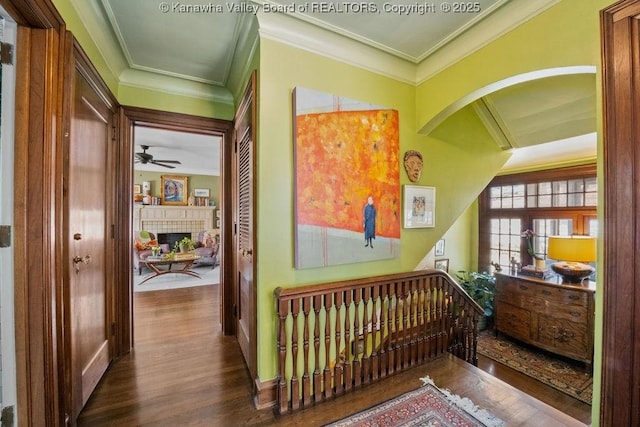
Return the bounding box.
[403,150,424,182]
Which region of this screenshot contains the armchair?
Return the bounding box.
[193,230,220,267]
[133,231,170,275]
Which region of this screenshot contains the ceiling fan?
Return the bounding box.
[134,145,181,169]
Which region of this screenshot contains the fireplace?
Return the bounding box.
[157,232,191,251]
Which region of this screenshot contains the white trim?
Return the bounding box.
[257,11,417,85]
[0,7,17,416]
[69,0,128,87]
[416,0,561,84]
[118,69,234,104]
[68,0,561,100]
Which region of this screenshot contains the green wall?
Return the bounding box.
[255,39,509,381]
[440,201,478,277]
[133,171,220,207]
[415,1,610,422]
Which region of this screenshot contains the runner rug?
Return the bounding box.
[477,332,593,404]
[324,376,504,427]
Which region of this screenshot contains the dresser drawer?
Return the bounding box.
[537,315,589,359]
[497,279,587,307]
[496,302,531,341]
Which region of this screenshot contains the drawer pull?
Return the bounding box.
[519,285,528,291]
[570,311,581,317]
[568,295,580,300]
[542,290,552,296]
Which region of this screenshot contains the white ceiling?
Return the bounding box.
[134,127,221,176]
[72,0,596,175]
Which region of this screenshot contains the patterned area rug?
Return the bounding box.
[477,332,593,404]
[324,377,504,427]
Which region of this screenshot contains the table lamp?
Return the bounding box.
[547,236,597,283]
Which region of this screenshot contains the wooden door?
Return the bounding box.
[234,71,257,377]
[67,54,114,419]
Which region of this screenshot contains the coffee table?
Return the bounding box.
[140,254,201,284]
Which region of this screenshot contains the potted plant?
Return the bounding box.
[150,244,161,257]
[174,237,194,253]
[455,271,497,331]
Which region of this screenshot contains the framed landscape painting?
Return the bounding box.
[293,86,401,269]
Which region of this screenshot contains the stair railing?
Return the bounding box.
[274,269,483,414]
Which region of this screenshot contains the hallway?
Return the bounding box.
[77,285,271,426]
[78,284,589,426]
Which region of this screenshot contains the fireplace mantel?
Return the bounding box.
[133,205,216,239]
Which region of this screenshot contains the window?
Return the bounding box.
[488,218,522,268]
[479,165,597,272]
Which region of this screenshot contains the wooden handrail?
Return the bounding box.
[274,269,483,414]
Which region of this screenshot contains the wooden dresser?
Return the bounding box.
[494,272,595,367]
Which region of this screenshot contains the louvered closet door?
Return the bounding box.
[234,71,256,377]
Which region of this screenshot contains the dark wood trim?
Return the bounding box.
[254,378,278,410]
[117,110,135,353]
[13,25,64,426]
[490,164,597,186]
[0,0,64,28]
[4,1,71,423]
[219,113,236,335]
[600,1,640,425]
[121,107,235,337]
[58,27,75,425]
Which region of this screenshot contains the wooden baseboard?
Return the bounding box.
[254,377,277,410]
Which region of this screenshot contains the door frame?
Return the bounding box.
[119,106,236,347]
[600,0,640,424]
[8,0,67,424]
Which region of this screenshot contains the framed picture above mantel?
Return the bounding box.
[161,175,187,206]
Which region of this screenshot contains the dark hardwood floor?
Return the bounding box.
[78,284,591,426]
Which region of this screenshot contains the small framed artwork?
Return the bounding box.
[403,185,436,228]
[194,188,210,197]
[435,239,445,256]
[435,258,449,272]
[133,184,141,194]
[161,175,188,206]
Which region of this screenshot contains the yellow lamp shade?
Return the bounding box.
[547,236,597,263]
[547,236,596,283]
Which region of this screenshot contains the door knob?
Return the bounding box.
[73,255,91,264]
[73,255,91,273]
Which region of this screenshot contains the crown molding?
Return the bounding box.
[69,0,128,84]
[227,14,260,104]
[118,69,234,104]
[255,0,560,86]
[257,10,417,85]
[67,0,562,101]
[416,0,561,84]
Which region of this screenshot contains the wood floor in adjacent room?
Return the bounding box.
[77,284,592,426]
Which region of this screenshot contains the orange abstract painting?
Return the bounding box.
[295,109,400,237]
